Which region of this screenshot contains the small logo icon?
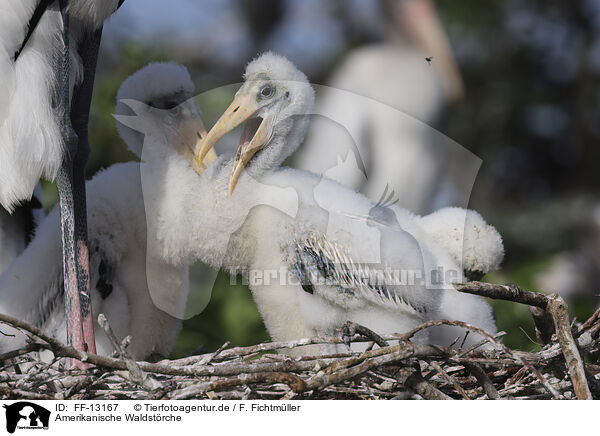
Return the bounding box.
[3,402,50,433]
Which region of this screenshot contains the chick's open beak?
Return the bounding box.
[196,92,275,195]
[228,111,274,195]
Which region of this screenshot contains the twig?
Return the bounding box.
[195,341,231,366]
[453,283,592,399]
[0,343,44,361]
[168,336,350,366]
[454,281,549,308]
[506,366,528,386]
[97,314,161,390]
[529,306,554,345]
[396,366,452,400]
[169,372,306,399]
[0,313,71,351]
[578,306,600,334]
[0,385,53,400]
[457,332,506,357]
[546,296,593,400]
[342,321,389,348]
[429,361,471,399]
[519,326,542,347]
[303,342,448,392]
[462,362,500,399]
[458,332,470,350]
[1,295,598,400]
[407,319,562,399]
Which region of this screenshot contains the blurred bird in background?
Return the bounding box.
[292,0,470,214]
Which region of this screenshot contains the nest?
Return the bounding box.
[0,282,599,400]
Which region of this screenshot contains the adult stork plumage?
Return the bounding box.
[0,0,123,361]
[292,0,466,214]
[0,62,209,359]
[183,52,503,354]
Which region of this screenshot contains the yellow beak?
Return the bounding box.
[196,94,258,167]
[193,126,217,171]
[196,92,274,195]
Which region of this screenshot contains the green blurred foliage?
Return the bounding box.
[88,43,172,176]
[486,261,551,352]
[173,271,269,357]
[487,259,599,351]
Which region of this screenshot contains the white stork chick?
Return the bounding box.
[0,62,205,359]
[180,52,498,353]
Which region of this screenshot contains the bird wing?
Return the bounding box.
[291,234,427,315]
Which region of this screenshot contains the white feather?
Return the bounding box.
[418,207,505,275]
[0,0,119,212]
[116,61,195,157]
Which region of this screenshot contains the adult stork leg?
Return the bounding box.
[69,26,104,357]
[56,0,96,367]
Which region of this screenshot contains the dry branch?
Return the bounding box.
[454,281,593,400]
[429,361,470,400]
[396,366,452,400]
[546,296,593,400]
[97,313,161,390]
[462,362,500,400]
[454,282,549,308]
[0,281,599,400]
[529,306,554,345]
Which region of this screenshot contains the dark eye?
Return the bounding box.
[163,100,179,110]
[148,99,180,111]
[260,85,275,98]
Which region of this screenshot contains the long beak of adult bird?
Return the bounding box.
[401,0,464,101]
[197,84,278,195]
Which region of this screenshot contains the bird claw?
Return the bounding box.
[341,321,390,350]
[341,321,356,350]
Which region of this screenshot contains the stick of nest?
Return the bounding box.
[0,281,598,400]
[455,281,594,400]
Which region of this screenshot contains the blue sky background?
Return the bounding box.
[102,0,379,75]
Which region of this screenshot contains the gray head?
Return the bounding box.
[196,52,315,195]
[114,62,206,160]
